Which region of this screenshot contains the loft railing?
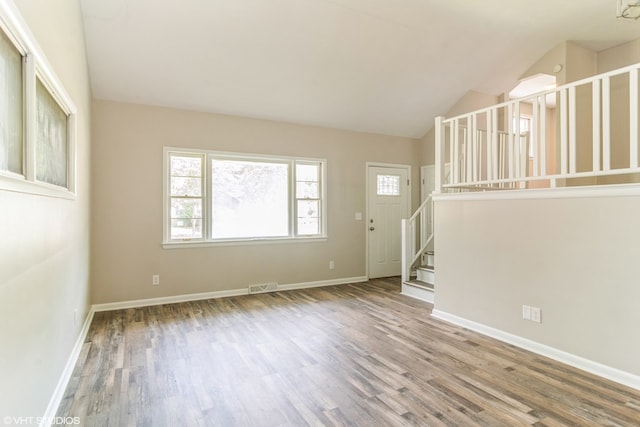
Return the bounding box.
[401,194,433,282]
[401,63,640,285]
[435,63,640,192]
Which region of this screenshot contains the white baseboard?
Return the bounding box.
[278,275,368,291]
[40,309,95,427]
[431,309,640,391]
[92,288,248,312]
[92,276,368,312]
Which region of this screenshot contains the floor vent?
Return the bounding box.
[248,282,279,294]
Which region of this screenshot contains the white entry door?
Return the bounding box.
[368,165,410,278]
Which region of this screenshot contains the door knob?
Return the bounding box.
[369,226,375,231]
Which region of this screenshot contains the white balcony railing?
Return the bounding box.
[435,63,640,192]
[401,63,640,286]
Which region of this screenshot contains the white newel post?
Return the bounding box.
[401,219,410,282]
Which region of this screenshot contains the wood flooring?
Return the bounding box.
[57,278,640,426]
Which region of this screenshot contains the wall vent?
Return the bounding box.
[248,282,279,294]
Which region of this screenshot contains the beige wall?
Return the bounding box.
[91,100,420,304]
[435,193,640,376]
[430,42,640,379]
[521,42,566,83]
[419,90,499,166]
[597,39,640,74]
[0,0,92,418]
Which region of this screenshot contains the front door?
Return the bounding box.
[368,165,410,278]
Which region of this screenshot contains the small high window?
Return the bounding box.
[0,5,77,198]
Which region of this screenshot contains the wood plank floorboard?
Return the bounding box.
[57,278,640,426]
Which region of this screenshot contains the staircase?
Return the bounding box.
[401,190,436,304]
[402,251,435,303]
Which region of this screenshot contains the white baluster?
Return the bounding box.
[630,68,638,168]
[592,79,601,172]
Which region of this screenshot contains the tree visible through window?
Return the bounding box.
[296,163,321,235]
[211,159,288,239]
[170,154,203,239]
[165,149,326,244]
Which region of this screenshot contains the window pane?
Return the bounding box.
[377,174,400,196]
[169,154,203,239]
[297,200,319,218]
[171,218,202,239]
[170,198,202,239]
[0,30,23,175]
[171,198,202,218]
[296,163,318,181]
[211,159,288,238]
[171,156,201,176]
[298,218,319,235]
[36,79,67,187]
[171,177,201,197]
[296,181,318,199]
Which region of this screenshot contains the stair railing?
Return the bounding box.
[435,62,640,192]
[401,194,433,282]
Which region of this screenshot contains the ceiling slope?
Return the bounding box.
[80,0,640,138]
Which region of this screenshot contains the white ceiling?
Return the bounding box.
[80,0,640,138]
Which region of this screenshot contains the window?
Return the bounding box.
[295,162,321,235]
[164,148,326,246]
[36,78,69,187]
[376,174,401,196]
[0,28,22,176]
[169,154,203,240]
[0,3,76,197]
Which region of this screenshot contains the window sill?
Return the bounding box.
[0,173,75,200]
[162,235,328,249]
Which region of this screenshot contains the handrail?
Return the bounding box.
[401,194,433,282]
[436,62,640,192]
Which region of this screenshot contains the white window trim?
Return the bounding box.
[0,1,77,199]
[162,147,328,248]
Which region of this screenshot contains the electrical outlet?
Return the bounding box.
[531,307,541,323]
[329,260,335,270]
[152,275,160,285]
[522,305,531,320]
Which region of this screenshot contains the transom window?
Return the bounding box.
[164,148,327,246]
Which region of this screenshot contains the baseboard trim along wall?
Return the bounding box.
[278,276,368,292]
[431,309,640,392]
[92,276,368,312]
[40,309,95,427]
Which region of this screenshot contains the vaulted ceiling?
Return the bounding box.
[80,0,640,138]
